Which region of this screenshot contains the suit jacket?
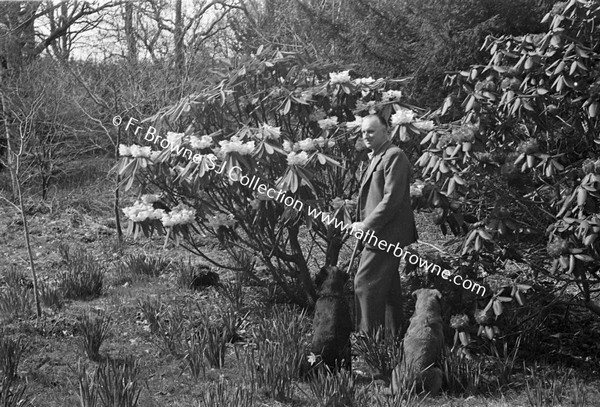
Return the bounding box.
[357,141,418,250]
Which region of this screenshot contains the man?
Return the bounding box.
[350,113,418,337]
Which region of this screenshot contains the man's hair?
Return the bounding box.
[364,113,389,129]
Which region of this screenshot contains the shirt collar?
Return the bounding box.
[367,139,392,160]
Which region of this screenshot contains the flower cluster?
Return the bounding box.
[259,123,281,140]
[413,121,435,131]
[329,70,351,84]
[219,136,255,155]
[166,132,184,146]
[161,204,196,227]
[381,90,403,102]
[119,144,152,158]
[122,201,165,222]
[298,139,316,151]
[190,135,213,149]
[390,108,416,126]
[287,151,310,166]
[318,116,338,130]
[354,77,375,86]
[346,117,363,130]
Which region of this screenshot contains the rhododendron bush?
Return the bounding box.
[115,47,431,306]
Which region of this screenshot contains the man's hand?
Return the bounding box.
[349,222,367,235]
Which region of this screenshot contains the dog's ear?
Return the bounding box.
[411,289,420,299]
[433,289,442,300]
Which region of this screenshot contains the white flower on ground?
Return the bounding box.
[161,204,196,227]
[122,201,165,222]
[141,194,161,204]
[260,124,281,140]
[391,108,416,126]
[190,135,213,149]
[413,120,435,131]
[298,138,316,151]
[219,136,255,155]
[329,70,351,84]
[381,90,403,102]
[287,151,309,166]
[119,144,131,157]
[346,117,363,130]
[318,116,338,130]
[166,131,184,146]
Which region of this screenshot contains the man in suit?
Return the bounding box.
[350,113,418,337]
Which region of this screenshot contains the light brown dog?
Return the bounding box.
[391,288,444,396]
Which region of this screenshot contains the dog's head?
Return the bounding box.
[314,266,348,296]
[411,288,442,315]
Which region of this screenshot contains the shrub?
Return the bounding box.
[236,305,309,401]
[122,254,169,279]
[58,248,103,300]
[0,287,33,322]
[95,357,141,407]
[76,311,112,361]
[136,297,164,335]
[353,326,402,382]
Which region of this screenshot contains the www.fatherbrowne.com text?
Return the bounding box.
[117,116,486,297]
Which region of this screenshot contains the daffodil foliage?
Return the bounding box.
[417,0,600,318]
[115,46,431,306]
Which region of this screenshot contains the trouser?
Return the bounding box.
[354,246,402,337]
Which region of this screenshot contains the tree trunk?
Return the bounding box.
[124,2,137,67]
[174,0,184,79]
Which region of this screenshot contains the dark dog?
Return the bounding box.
[309,266,353,372]
[391,288,444,396]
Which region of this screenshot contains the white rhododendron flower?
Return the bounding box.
[329,70,351,84]
[391,108,416,126]
[260,124,281,140]
[287,151,309,166]
[166,131,184,146]
[119,144,131,157]
[190,135,213,149]
[381,90,403,102]
[141,194,161,204]
[282,140,293,152]
[130,145,151,158]
[346,117,363,130]
[354,77,375,86]
[161,204,196,227]
[149,150,161,161]
[219,136,255,155]
[122,201,165,222]
[318,116,338,130]
[412,121,435,131]
[298,138,316,151]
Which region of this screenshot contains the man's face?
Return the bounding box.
[361,116,388,152]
